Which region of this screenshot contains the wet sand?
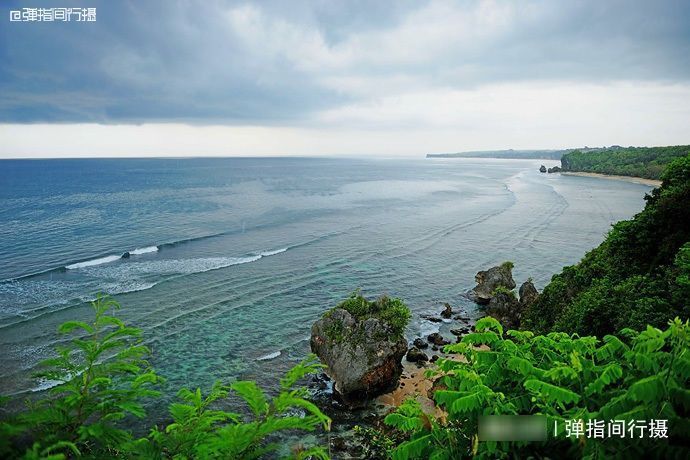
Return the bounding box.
[561,171,661,187]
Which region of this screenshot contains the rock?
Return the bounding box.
[427,332,450,346]
[121,252,130,259]
[450,327,470,336]
[413,338,429,349]
[406,347,429,363]
[519,279,539,308]
[331,436,347,452]
[547,166,562,173]
[453,314,470,321]
[427,376,447,399]
[440,303,453,319]
[431,345,438,351]
[485,291,522,331]
[471,263,516,305]
[421,315,443,323]
[430,354,439,363]
[539,165,547,173]
[310,308,407,407]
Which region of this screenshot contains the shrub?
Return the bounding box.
[491,285,516,299]
[335,291,411,340]
[385,317,690,459]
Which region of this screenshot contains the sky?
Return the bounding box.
[1,0,689,158]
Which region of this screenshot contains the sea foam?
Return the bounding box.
[65,255,121,270]
[130,246,159,255]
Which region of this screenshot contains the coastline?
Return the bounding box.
[561,171,661,187]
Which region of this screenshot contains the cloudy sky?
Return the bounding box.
[1,0,689,158]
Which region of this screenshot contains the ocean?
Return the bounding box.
[0,157,652,414]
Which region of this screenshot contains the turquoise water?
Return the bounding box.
[0,157,651,414]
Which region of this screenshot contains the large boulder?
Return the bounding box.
[485,291,522,331]
[539,165,547,173]
[519,279,539,308]
[310,307,407,407]
[471,262,516,305]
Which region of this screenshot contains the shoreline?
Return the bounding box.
[561,171,661,187]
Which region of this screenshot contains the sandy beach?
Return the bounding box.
[561,171,661,187]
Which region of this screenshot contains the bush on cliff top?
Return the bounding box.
[335,291,411,340]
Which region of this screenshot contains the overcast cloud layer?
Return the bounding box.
[1,0,689,157]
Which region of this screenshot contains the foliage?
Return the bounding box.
[491,286,515,299]
[334,291,411,340]
[561,145,690,180]
[500,261,514,271]
[136,355,330,459]
[353,424,407,460]
[385,316,690,459]
[523,154,690,336]
[11,294,162,458]
[1,297,331,459]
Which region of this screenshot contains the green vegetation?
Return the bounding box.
[500,260,514,271]
[491,285,516,299]
[561,145,690,180]
[384,316,690,459]
[523,154,690,337]
[334,291,411,340]
[0,297,330,459]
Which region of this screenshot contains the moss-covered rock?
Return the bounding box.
[310,293,410,407]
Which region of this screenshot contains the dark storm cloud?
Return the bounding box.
[1,0,689,123]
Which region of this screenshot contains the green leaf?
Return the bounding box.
[628,375,665,402]
[231,381,269,416]
[524,379,580,406]
[58,321,95,335]
[392,434,433,460]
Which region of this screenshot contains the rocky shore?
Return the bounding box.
[308,262,538,457]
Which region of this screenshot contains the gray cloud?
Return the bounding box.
[1,0,689,124]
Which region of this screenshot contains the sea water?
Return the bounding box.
[0,157,652,417]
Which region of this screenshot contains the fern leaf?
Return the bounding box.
[231,381,269,417]
[628,375,665,402]
[392,434,433,460]
[523,379,580,406]
[585,363,623,396]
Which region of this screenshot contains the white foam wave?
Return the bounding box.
[130,246,158,255]
[84,255,262,278]
[65,255,121,270]
[260,247,288,257]
[257,351,281,361]
[31,378,63,392]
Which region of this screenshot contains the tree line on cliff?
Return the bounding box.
[561,145,690,180]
